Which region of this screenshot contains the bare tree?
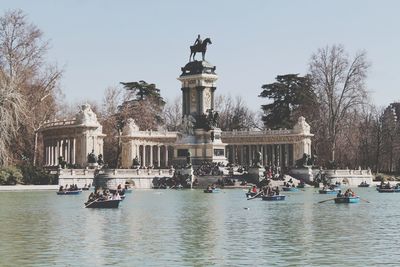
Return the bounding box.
[163,97,182,131]
[100,87,121,167]
[0,77,25,165]
[0,9,62,166]
[215,94,260,131]
[309,45,370,161]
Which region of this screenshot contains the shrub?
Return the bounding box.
[18,164,58,185]
[0,166,23,185]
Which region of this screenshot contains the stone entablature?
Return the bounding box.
[39,104,105,168]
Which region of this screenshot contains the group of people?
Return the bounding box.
[283,178,296,188]
[87,188,121,203]
[248,184,280,196]
[58,184,79,192]
[336,188,356,198]
[193,161,224,176]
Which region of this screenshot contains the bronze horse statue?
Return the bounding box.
[189,38,212,61]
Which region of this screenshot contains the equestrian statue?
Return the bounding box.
[189,34,212,62]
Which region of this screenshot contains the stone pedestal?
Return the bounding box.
[247,166,266,183]
[174,127,228,166]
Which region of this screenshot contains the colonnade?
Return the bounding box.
[44,138,76,166]
[136,144,172,168]
[225,144,294,168]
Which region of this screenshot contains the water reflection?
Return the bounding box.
[1,188,400,266]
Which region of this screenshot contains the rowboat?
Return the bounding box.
[56,190,82,195]
[262,195,285,201]
[204,188,220,193]
[319,189,339,194]
[377,188,400,193]
[85,199,121,208]
[358,183,370,187]
[246,192,259,198]
[282,187,299,192]
[297,183,305,188]
[334,196,360,203]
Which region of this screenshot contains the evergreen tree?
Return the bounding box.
[119,80,165,130]
[259,74,317,129]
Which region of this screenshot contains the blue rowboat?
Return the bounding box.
[204,188,220,193]
[334,196,360,203]
[282,187,299,192]
[262,195,286,201]
[85,199,121,208]
[377,188,400,193]
[56,190,82,195]
[319,189,339,194]
[246,192,259,198]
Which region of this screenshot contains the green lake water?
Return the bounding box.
[0,187,399,266]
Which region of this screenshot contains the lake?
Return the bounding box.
[0,187,399,266]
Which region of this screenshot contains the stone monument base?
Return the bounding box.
[246,166,266,183]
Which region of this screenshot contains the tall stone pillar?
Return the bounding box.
[142,145,146,167]
[240,145,244,165]
[72,138,76,165]
[149,145,153,167]
[165,146,169,167]
[64,139,69,163]
[157,145,161,168]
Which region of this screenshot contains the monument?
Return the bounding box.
[174,35,228,166]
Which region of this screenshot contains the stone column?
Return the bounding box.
[72,138,76,165]
[50,141,53,166]
[157,145,161,168]
[45,145,48,166]
[48,143,51,166]
[165,146,169,167]
[142,145,146,167]
[247,145,251,165]
[240,145,244,165]
[149,145,153,167]
[64,139,69,164]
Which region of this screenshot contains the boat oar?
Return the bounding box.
[359,197,370,203]
[318,198,336,204]
[84,198,99,208]
[247,191,263,200]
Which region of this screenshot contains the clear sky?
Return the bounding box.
[1,0,400,111]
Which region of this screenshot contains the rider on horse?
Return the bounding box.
[194,34,202,48]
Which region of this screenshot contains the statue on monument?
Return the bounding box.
[186,151,192,168]
[254,151,263,168]
[132,156,140,168]
[206,109,219,129]
[97,154,104,165]
[87,149,97,164]
[189,34,212,62]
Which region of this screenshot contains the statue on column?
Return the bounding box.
[189,35,212,61]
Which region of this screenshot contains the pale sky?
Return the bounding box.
[1,0,400,111]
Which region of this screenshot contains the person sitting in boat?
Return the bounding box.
[275,186,280,195]
[251,185,257,193]
[59,185,64,192]
[207,185,212,191]
[88,192,96,202]
[337,190,343,197]
[112,191,121,200]
[385,182,391,189]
